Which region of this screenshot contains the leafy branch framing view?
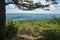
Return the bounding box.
[5,0,58,10]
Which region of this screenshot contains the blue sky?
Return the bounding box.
[56,0,60,2]
[5,0,60,14]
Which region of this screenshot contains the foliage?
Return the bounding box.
[6,19,19,38]
[49,17,60,25]
[6,17,60,40]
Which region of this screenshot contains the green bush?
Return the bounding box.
[6,19,18,38]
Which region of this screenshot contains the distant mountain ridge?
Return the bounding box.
[6,13,60,20]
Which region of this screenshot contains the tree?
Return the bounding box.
[5,0,58,10]
[0,0,5,40]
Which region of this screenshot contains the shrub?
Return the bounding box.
[6,19,18,38]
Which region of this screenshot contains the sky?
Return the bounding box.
[5,0,60,14]
[56,0,60,2]
[5,0,60,3]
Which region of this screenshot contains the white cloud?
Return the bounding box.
[56,3,60,10]
[6,4,19,10]
[33,0,48,5]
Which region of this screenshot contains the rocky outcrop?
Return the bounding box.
[16,35,43,40]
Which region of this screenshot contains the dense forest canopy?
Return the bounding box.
[6,16,60,40]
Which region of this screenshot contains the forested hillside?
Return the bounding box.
[6,17,60,40]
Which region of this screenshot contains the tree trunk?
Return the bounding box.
[0,0,5,40]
